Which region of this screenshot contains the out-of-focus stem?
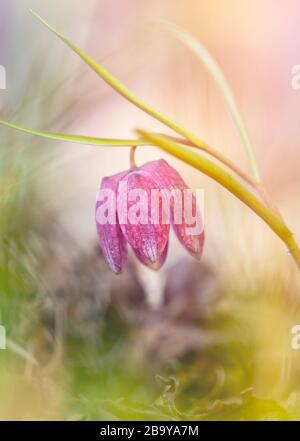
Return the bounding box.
[129,146,137,169]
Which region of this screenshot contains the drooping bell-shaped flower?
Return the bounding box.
[95,159,204,273]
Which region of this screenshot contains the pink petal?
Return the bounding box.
[117,170,170,270]
[159,240,169,266]
[95,171,128,273]
[132,237,169,270]
[141,159,204,260]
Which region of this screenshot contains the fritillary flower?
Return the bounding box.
[96,159,204,273]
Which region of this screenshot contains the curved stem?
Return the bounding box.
[164,134,281,215]
[129,146,137,169]
[137,130,300,270]
[163,135,255,187]
[255,182,282,219]
[0,119,149,146]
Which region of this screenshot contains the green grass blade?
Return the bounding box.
[29,10,210,152]
[164,23,260,182]
[0,119,148,146]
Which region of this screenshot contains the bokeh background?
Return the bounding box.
[1,0,300,420]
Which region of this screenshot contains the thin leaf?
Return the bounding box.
[29,10,210,152]
[164,23,260,182]
[136,129,290,247]
[0,119,147,146]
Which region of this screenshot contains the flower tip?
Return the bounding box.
[184,231,205,261]
[133,241,169,271]
[191,249,204,262]
[100,247,126,275]
[113,267,123,275]
[147,260,163,271]
[107,259,124,274]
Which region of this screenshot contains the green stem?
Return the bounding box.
[29,10,242,176]
[129,146,137,169]
[137,130,300,270]
[0,119,149,146]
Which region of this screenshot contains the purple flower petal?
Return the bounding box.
[159,240,169,266]
[117,170,170,270]
[141,159,204,260]
[95,171,128,274]
[132,237,169,270]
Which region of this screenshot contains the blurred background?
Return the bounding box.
[1,0,300,420]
